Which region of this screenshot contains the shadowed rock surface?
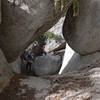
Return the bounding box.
[63,0,100,55]
[32,54,62,76]
[0,0,1,23]
[0,0,72,62]
[0,49,13,93]
[10,57,21,74]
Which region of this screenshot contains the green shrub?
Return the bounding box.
[44,32,62,40]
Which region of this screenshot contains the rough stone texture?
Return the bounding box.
[62,52,100,73]
[0,49,13,93]
[0,0,1,23]
[10,57,21,74]
[63,0,100,55]
[0,63,100,100]
[0,0,72,62]
[32,54,62,76]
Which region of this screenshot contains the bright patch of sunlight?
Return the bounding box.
[59,44,74,74]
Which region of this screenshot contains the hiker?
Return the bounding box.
[26,53,36,73]
[40,45,46,56]
[21,51,35,74]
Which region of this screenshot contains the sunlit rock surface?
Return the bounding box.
[59,44,74,74]
[49,17,65,36]
[45,39,63,52]
[0,63,100,100]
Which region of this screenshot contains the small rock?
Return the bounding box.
[32,54,62,76]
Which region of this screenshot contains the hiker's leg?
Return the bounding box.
[29,63,32,71]
[26,62,29,70]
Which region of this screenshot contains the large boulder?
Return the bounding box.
[32,54,62,76]
[0,0,72,62]
[62,52,100,73]
[63,0,100,55]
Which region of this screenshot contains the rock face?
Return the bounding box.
[62,0,100,73]
[63,0,100,55]
[0,0,1,23]
[10,57,21,74]
[32,54,62,76]
[0,0,100,100]
[0,0,72,62]
[62,52,100,73]
[0,49,13,93]
[0,64,100,100]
